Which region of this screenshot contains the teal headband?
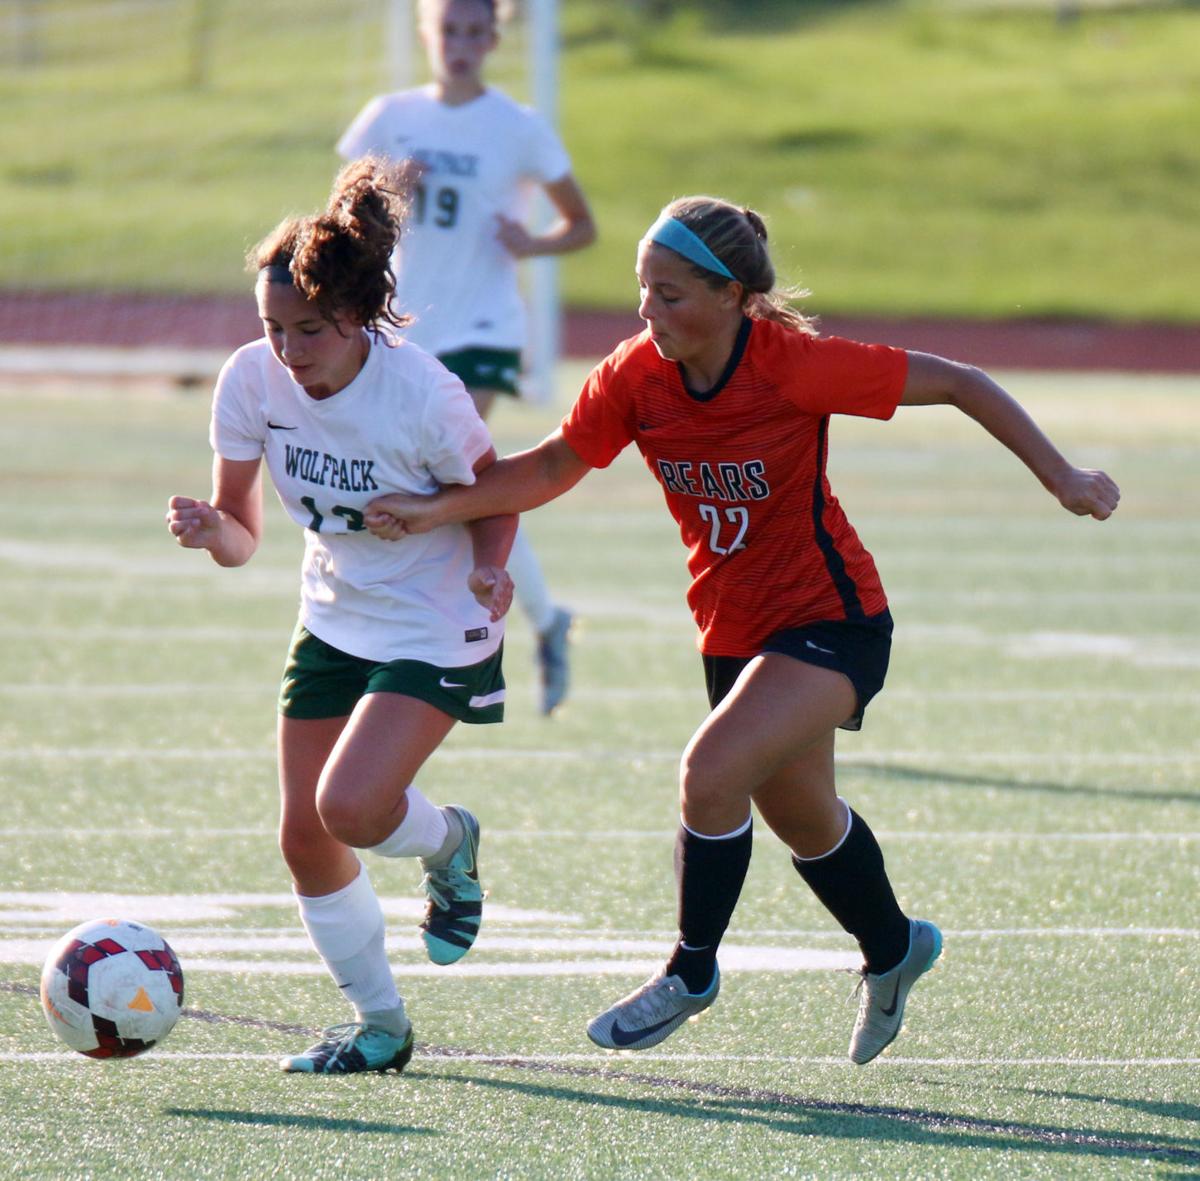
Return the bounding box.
[645,212,734,280]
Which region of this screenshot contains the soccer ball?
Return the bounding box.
[40,918,185,1059]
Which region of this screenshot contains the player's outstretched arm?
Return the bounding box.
[366,431,591,539]
[166,456,264,566]
[900,351,1120,520]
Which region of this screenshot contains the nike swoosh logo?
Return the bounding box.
[880,978,902,1017]
[267,421,297,430]
[457,832,479,881]
[439,676,466,689]
[609,1015,678,1047]
[805,640,836,655]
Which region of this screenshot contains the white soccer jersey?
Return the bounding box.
[210,335,502,666]
[337,85,572,356]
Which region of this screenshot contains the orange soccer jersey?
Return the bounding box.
[561,316,908,656]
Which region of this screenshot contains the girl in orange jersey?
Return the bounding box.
[364,195,1120,1063]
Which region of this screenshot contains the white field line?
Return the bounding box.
[4,618,1200,645]
[0,625,287,643]
[6,546,1196,575]
[3,884,1194,940]
[4,930,1197,959]
[889,590,1200,607]
[4,534,1197,609]
[0,828,1196,843]
[1,533,1195,610]
[4,929,1197,975]
[9,582,1199,607]
[5,952,853,976]
[0,542,295,588]
[875,552,1199,574]
[1,1051,1197,1067]
[852,513,1200,536]
[6,622,1200,671]
[0,892,569,926]
[4,746,1198,766]
[6,924,1197,940]
[1,683,1195,705]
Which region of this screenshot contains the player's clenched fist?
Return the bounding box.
[166,495,222,548]
[365,492,444,539]
[1055,468,1121,521]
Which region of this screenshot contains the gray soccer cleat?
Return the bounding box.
[587,966,720,1051]
[849,918,942,1065]
[536,607,573,715]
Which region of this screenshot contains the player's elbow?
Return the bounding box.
[573,215,597,250]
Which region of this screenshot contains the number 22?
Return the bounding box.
[698,503,749,554]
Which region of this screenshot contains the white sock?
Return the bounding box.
[359,1003,410,1038]
[295,864,401,1015]
[508,526,556,633]
[681,814,753,840]
[365,786,449,859]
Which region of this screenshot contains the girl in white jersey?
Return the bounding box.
[338,0,596,715]
[166,158,517,1075]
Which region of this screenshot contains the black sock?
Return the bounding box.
[665,820,753,994]
[792,807,910,974]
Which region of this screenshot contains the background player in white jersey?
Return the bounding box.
[337,0,596,715]
[166,157,516,1075]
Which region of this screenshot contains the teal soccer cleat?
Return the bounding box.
[281,1021,414,1074]
[419,805,483,965]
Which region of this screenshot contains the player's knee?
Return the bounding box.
[679,740,736,813]
[315,784,384,849]
[279,821,328,879]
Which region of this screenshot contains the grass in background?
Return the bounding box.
[0,366,1197,1178]
[1,0,1198,319]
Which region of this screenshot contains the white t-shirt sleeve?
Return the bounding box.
[420,367,494,487]
[523,110,572,185]
[337,94,391,160]
[209,352,266,461]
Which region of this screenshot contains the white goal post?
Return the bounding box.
[386,0,562,404]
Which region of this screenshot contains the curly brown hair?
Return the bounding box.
[249,157,411,335]
[659,196,817,336]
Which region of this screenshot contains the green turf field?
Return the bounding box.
[2,0,1198,319]
[1,367,1197,1178]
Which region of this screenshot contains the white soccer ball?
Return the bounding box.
[40,918,185,1058]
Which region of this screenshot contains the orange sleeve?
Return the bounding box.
[778,333,908,421]
[560,338,642,469]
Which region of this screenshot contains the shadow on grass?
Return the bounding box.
[764,126,869,152]
[418,1062,1200,1164]
[165,1107,437,1137]
[1016,1087,1200,1125]
[850,763,1200,807]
